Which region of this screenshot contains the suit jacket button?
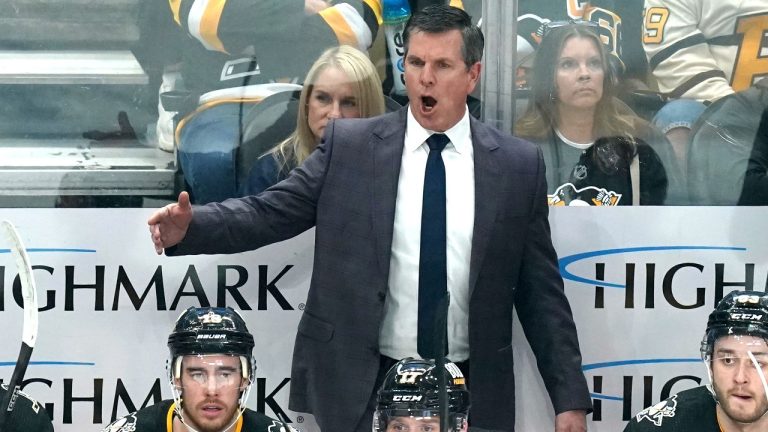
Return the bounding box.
[378,291,386,302]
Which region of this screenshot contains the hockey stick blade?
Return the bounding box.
[0,220,39,429]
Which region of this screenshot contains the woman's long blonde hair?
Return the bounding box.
[271,45,385,171]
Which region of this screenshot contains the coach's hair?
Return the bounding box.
[403,5,484,68]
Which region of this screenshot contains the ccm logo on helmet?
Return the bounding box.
[392,395,423,402]
[197,334,226,339]
[730,313,763,320]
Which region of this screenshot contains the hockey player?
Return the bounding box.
[373,357,470,432]
[102,307,295,432]
[0,384,53,431]
[623,290,768,431]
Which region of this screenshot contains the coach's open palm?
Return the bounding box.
[148,191,193,254]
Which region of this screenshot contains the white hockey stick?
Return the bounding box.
[0,221,38,429]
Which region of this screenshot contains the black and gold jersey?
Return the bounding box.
[623,386,719,432]
[102,400,296,432]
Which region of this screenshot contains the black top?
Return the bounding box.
[0,385,54,432]
[623,386,720,432]
[532,132,671,206]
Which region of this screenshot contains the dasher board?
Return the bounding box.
[0,50,148,85]
[0,138,176,195]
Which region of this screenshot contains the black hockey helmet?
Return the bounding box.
[168,306,255,359]
[374,357,470,432]
[701,290,768,359]
[166,308,257,422]
[167,306,256,383]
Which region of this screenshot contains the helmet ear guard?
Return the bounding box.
[169,354,254,383]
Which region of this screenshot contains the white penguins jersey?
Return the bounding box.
[643,0,768,102]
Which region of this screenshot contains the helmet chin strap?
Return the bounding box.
[704,359,716,402]
[747,351,768,405]
[168,355,255,432]
[174,405,244,432]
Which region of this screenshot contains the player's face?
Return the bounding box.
[554,36,604,114]
[307,66,361,141]
[386,416,441,432]
[711,336,768,426]
[385,416,467,432]
[404,29,480,132]
[177,355,245,432]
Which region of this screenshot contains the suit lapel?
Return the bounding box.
[372,109,408,275]
[469,117,502,298]
[372,111,502,295]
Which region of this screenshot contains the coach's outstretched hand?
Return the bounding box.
[555,410,587,432]
[148,191,193,255]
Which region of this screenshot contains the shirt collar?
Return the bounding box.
[405,106,472,154]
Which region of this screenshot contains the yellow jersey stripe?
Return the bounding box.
[169,0,182,26]
[175,97,265,146]
[187,0,228,53]
[363,0,383,25]
[200,0,228,53]
[320,7,358,48]
[166,402,176,432]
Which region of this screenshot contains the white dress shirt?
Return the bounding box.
[379,106,475,362]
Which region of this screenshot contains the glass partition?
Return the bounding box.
[1,1,767,432]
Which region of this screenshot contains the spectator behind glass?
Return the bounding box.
[642,1,768,169]
[515,24,683,206]
[240,45,385,196]
[168,0,383,204]
[687,78,768,205]
[510,0,647,91]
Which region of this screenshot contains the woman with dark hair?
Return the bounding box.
[515,23,681,206]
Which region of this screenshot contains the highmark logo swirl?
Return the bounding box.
[558,246,759,421]
[1,245,97,377]
[0,247,96,256]
[556,245,763,309]
[559,245,746,288]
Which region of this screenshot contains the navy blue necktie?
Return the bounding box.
[417,133,450,359]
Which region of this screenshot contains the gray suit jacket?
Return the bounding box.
[170,108,591,431]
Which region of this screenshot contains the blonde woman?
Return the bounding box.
[241,45,385,195]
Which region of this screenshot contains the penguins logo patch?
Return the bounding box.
[268,420,299,431]
[102,413,138,432]
[548,183,622,206]
[635,395,678,426]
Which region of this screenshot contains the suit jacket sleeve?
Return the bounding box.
[168,122,339,256]
[514,146,592,414]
